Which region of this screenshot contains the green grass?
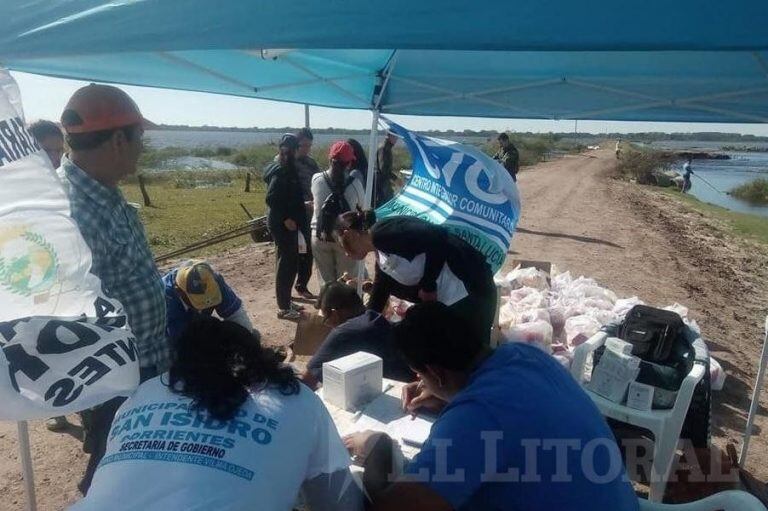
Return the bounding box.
[127,134,575,260]
[729,178,768,205]
[121,173,266,259]
[658,188,768,245]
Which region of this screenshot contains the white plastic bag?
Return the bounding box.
[664,303,689,320]
[584,308,620,326]
[503,320,553,352]
[297,231,307,254]
[505,265,549,291]
[551,271,573,293]
[565,315,602,348]
[612,296,645,318]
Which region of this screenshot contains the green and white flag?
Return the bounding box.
[377,119,521,272]
[0,69,139,420]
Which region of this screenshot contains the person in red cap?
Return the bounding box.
[57,84,168,495]
[310,140,365,286]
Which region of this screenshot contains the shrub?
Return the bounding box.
[616,145,676,184]
[730,178,768,205]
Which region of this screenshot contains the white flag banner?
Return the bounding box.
[0,68,139,420]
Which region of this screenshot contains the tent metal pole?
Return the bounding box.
[304,104,310,128]
[17,421,37,511]
[356,109,380,295]
[740,315,768,466]
[364,110,380,209]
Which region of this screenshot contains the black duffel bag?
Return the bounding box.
[595,305,694,409]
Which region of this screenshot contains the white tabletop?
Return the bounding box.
[318,378,434,461]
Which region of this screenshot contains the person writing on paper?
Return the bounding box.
[264,134,311,320]
[344,303,638,511]
[335,210,497,344]
[301,282,413,390]
[72,317,363,511]
[162,260,256,342]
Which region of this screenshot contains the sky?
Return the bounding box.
[12,71,768,136]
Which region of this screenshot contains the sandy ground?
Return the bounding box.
[2,148,767,509]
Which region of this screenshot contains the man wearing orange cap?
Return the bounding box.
[311,140,364,285]
[57,84,167,494]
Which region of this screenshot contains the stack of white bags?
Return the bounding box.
[495,266,725,390]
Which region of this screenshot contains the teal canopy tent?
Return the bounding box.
[3,5,768,509]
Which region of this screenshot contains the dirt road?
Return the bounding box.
[2,148,767,509]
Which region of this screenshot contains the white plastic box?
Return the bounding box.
[322,351,383,411]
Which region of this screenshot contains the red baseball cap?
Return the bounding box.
[61,84,145,134]
[329,141,356,164]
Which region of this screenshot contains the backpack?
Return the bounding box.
[316,172,353,241]
[619,305,687,363]
[594,305,694,409]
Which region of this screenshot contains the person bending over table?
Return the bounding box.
[301,281,414,389]
[335,210,497,345]
[72,317,362,511]
[162,260,256,343]
[344,303,639,511]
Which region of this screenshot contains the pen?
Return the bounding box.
[383,383,394,394]
[351,410,363,422]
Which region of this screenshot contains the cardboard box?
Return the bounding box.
[292,313,333,356]
[322,351,383,411]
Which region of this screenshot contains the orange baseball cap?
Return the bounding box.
[61,84,145,134]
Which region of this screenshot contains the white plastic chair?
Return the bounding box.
[571,332,707,502]
[638,490,767,510]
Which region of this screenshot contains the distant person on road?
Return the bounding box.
[29,119,65,168]
[493,132,520,182]
[375,132,398,206]
[615,139,622,159]
[162,260,256,342]
[264,134,311,320]
[682,158,693,193]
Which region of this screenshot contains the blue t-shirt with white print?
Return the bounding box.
[405,343,638,511]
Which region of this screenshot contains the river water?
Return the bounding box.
[143,130,768,218]
[650,141,768,218]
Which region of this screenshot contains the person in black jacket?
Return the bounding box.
[264,134,310,320]
[335,210,497,344]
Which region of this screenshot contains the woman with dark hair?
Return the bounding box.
[335,210,497,345]
[72,317,362,511]
[344,303,638,511]
[311,141,365,286]
[346,138,369,189]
